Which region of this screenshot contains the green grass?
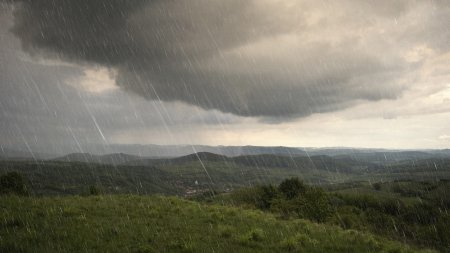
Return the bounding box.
[201,179,450,252]
[0,195,435,253]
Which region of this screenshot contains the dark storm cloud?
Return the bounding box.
[5,0,450,120]
[1,8,242,154]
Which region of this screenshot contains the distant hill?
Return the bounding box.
[53,153,143,165]
[125,152,230,167]
[1,152,372,196]
[2,151,449,196]
[334,151,440,164]
[44,148,450,174]
[127,152,369,174]
[53,149,447,175]
[0,147,55,160]
[171,152,229,164]
[4,144,450,161]
[60,144,309,157]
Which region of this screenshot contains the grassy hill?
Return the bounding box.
[0,194,435,253]
[214,179,450,252]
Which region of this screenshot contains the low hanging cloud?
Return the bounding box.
[5,0,450,120]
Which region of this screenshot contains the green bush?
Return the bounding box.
[279,177,306,199]
[271,187,332,222]
[224,179,448,251]
[256,185,279,210]
[229,185,279,210]
[0,172,28,195]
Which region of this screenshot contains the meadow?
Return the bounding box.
[0,194,437,253]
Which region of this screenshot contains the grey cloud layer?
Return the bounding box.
[1,8,242,154]
[6,0,450,119]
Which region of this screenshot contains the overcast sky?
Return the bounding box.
[1,0,450,153]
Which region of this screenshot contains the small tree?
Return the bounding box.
[255,185,279,210]
[278,177,306,199]
[0,172,28,195]
[295,188,332,222]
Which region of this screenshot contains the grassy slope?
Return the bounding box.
[0,195,435,253]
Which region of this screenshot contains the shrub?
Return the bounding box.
[304,190,332,222]
[229,185,279,210]
[270,198,296,219]
[279,177,306,199]
[275,188,332,222]
[256,184,279,210]
[0,172,28,195]
[229,187,262,207]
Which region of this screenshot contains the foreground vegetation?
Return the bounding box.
[1,153,449,252]
[210,178,450,252]
[0,194,436,253]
